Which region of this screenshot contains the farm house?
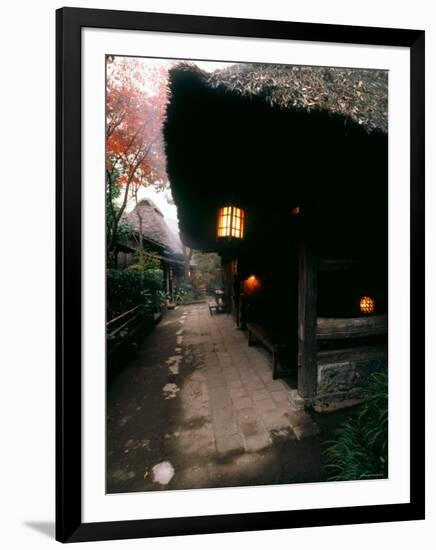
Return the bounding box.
[164,63,388,409]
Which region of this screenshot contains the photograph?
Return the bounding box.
[0,1,429,547]
[105,55,389,494]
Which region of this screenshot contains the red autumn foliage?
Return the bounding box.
[106,56,171,251]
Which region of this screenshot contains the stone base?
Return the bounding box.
[312,396,363,413]
[312,346,387,411]
[289,388,365,414]
[287,397,321,439]
[288,389,311,411]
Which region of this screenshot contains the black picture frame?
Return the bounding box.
[56,7,425,543]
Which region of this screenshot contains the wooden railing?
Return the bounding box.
[106,304,143,338]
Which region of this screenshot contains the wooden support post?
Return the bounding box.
[221,260,232,314]
[164,265,170,295]
[297,238,318,398]
[169,267,174,300]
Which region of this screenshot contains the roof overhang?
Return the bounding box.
[164,65,388,256]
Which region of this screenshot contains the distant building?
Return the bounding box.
[115,199,185,298]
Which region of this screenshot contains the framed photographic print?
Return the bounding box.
[56,7,425,543]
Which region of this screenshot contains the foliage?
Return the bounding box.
[106,56,171,254]
[172,252,222,302]
[141,268,165,291]
[174,281,203,303]
[107,268,164,320]
[129,251,162,271]
[191,252,222,295]
[106,171,135,259]
[191,251,221,272]
[324,370,388,481]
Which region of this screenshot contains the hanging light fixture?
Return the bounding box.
[243,274,261,295]
[217,205,245,240]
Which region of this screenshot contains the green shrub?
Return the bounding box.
[174,280,204,303]
[142,268,164,291]
[324,370,388,481]
[107,268,164,320]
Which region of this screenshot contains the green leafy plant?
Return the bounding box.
[173,281,203,303]
[156,290,168,308]
[190,252,221,295]
[141,268,164,291]
[324,370,388,481]
[107,267,164,320]
[140,289,155,313]
[129,251,162,271]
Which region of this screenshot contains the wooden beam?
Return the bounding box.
[316,315,388,340]
[298,238,318,398]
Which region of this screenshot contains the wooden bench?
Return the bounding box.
[209,303,222,315]
[247,322,288,379]
[209,291,226,315]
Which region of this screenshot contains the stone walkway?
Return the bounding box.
[107,303,328,493]
[183,304,315,454]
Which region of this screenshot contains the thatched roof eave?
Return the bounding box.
[164,62,388,252]
[171,62,388,134]
[122,199,184,257]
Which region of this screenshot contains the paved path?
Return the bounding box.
[107,303,333,493]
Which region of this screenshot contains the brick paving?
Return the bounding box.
[187,306,291,453]
[180,303,321,456]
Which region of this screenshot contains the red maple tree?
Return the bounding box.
[106,56,170,257]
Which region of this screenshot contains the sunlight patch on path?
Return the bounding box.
[162,383,180,399]
[165,354,182,375]
[152,461,175,485]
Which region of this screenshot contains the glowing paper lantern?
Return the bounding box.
[217,205,245,239]
[360,296,376,314]
[243,274,262,296]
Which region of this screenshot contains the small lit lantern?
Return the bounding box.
[360,295,376,315]
[243,274,262,296]
[217,205,245,239]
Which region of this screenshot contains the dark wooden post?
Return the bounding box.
[297,237,318,398]
[169,267,174,300]
[221,259,232,314]
[163,264,170,295]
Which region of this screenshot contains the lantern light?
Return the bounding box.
[243,274,261,295]
[360,296,376,315]
[217,205,245,239]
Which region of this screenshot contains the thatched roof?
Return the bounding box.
[124,199,183,256]
[164,62,388,253]
[175,63,388,134]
